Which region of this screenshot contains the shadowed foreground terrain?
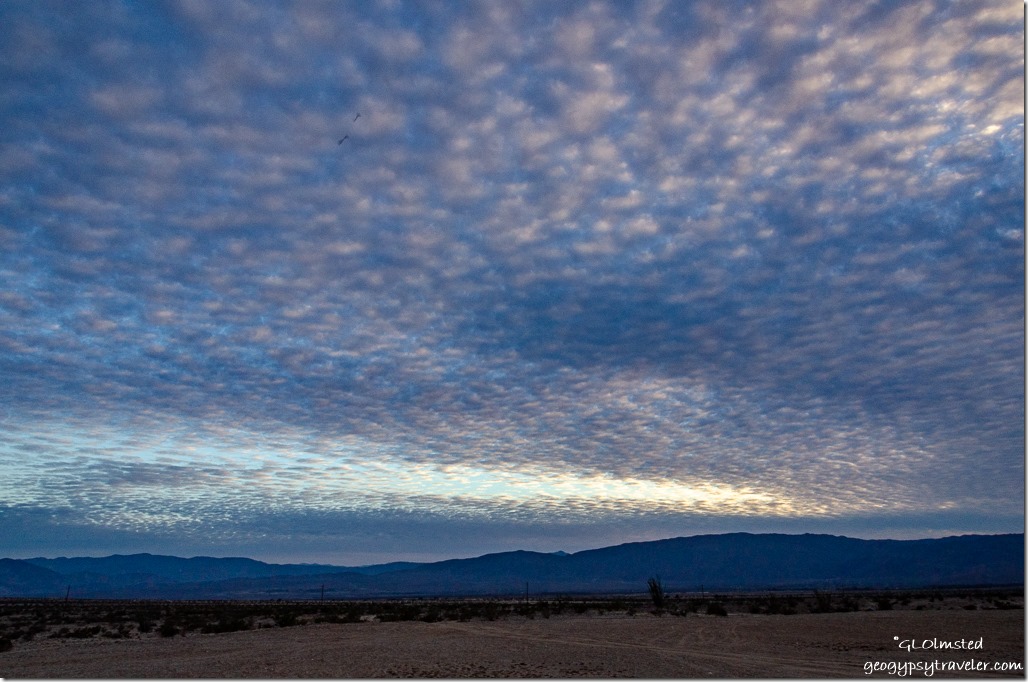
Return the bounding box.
[0,594,1022,678]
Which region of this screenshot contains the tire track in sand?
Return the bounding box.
[436,620,854,677]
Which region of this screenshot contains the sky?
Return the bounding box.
[0,0,1023,566]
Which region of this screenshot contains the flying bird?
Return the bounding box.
[338,113,360,145]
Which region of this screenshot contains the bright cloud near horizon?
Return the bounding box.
[0,0,1023,565]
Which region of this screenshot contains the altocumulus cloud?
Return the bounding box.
[0,0,1022,563]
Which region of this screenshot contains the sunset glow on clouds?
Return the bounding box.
[0,0,1022,563]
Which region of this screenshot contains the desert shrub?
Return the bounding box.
[68,625,102,639]
[158,622,179,637]
[136,605,161,621]
[182,618,205,633]
[706,602,728,617]
[516,603,536,619]
[389,604,423,622]
[876,597,893,611]
[456,608,471,622]
[103,608,128,621]
[202,616,250,634]
[647,576,667,611]
[0,637,12,653]
[274,611,298,627]
[838,596,860,612]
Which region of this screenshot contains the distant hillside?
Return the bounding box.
[559,533,1025,591]
[25,554,420,583]
[0,558,66,597]
[2,533,1021,599]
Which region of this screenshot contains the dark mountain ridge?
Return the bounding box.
[25,553,418,583]
[2,532,1021,599]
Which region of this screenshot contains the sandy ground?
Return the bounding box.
[1,609,1022,678]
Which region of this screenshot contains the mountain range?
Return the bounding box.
[1,533,1022,599]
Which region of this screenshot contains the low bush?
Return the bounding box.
[647,577,666,611]
[68,625,102,639]
[274,612,298,627]
[202,617,251,634]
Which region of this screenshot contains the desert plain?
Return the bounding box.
[0,593,1023,678]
